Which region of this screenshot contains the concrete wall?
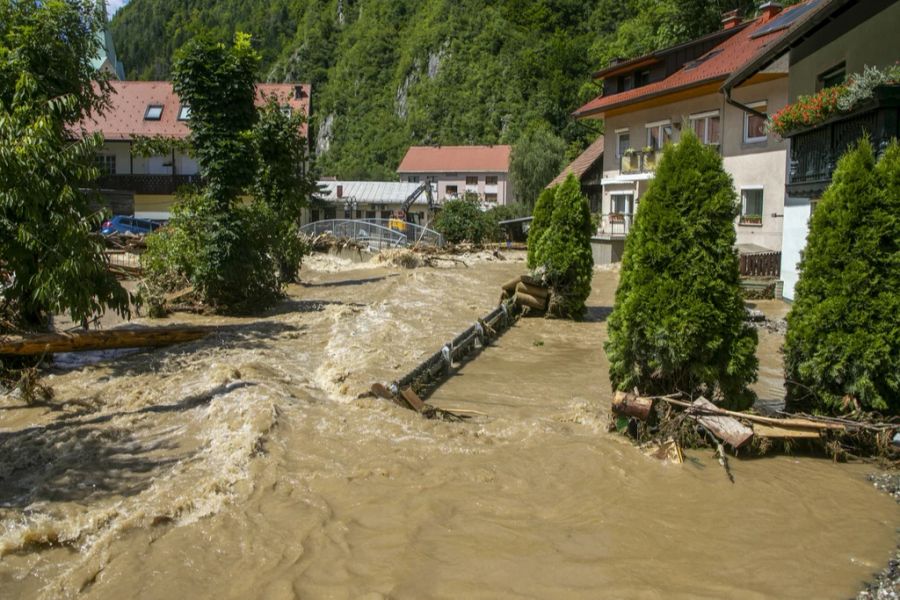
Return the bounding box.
[399,172,512,205]
[788,2,900,101]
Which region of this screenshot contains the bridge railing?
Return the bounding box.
[299,219,444,248]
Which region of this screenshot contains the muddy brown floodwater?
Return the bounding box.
[0,251,896,599]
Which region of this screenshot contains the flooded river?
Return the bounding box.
[0,251,896,599]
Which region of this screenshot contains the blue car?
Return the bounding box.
[101,216,161,235]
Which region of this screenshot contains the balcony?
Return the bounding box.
[786,85,899,197]
[619,149,658,175]
[596,212,633,238]
[96,174,203,195]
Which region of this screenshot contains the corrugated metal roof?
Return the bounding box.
[314,181,430,204]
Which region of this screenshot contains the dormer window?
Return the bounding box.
[144,105,163,120]
[178,105,191,121]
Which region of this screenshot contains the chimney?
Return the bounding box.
[721,9,740,29]
[759,2,783,21]
[337,185,343,199]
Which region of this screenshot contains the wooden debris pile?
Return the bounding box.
[612,391,899,469]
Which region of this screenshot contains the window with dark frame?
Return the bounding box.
[616,131,630,157]
[178,105,191,121]
[485,193,498,203]
[445,185,458,195]
[817,62,846,91]
[144,105,163,120]
[466,176,478,186]
[485,175,498,185]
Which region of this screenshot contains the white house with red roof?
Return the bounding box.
[396,145,513,205]
[79,80,310,219]
[574,2,820,267]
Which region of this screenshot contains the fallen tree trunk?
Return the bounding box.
[515,291,546,311]
[501,276,522,295]
[612,391,654,420]
[0,326,212,356]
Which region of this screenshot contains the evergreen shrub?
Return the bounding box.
[530,174,594,318]
[604,132,758,409]
[526,186,555,269]
[784,139,900,415]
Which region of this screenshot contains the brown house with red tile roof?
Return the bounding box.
[397,145,513,205]
[79,80,310,220]
[574,1,825,264]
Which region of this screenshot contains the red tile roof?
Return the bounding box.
[574,1,819,118]
[397,145,511,173]
[77,80,311,140]
[548,136,604,187]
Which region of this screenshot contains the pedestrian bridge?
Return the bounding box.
[299,219,444,249]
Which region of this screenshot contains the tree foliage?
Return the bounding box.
[144,34,314,313]
[784,139,900,415]
[526,186,555,269]
[529,174,593,318]
[604,132,757,409]
[110,0,772,179]
[433,194,497,245]
[0,0,129,331]
[509,124,568,208]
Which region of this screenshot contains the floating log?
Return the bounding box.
[0,326,212,356]
[501,276,522,295]
[612,391,654,420]
[658,396,846,431]
[515,291,546,311]
[690,397,754,449]
[515,281,549,300]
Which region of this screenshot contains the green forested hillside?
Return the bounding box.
[111,0,759,179]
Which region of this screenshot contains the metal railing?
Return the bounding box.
[299,218,444,249]
[598,213,634,237]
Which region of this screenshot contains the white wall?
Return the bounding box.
[400,172,511,204]
[781,197,812,301]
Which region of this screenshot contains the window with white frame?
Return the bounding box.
[743,101,768,143]
[740,188,764,224]
[616,129,630,157]
[96,154,116,176]
[610,193,633,215]
[645,120,672,150]
[689,111,720,146]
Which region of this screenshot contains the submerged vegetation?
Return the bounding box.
[528,174,594,318]
[605,133,758,410]
[785,139,900,416]
[142,34,316,314]
[0,0,129,333]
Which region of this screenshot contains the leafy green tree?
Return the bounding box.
[784,139,900,415]
[0,0,129,331]
[509,124,568,208]
[434,194,496,244]
[526,186,555,269]
[144,33,287,313]
[605,132,757,409]
[530,174,593,318]
[252,97,317,282]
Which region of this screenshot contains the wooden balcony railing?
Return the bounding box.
[739,250,781,278]
[787,85,899,197]
[96,174,203,195]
